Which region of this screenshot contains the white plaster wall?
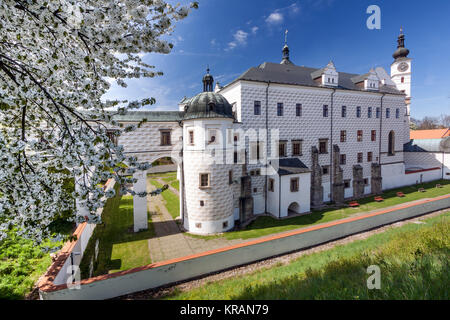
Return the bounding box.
[266,175,280,217]
[182,118,236,234]
[382,162,442,189]
[253,194,265,214]
[280,173,311,217]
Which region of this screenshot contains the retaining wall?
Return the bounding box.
[39,193,450,300]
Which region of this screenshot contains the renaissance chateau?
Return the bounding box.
[109,30,449,235]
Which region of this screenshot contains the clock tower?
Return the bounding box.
[390,28,412,140]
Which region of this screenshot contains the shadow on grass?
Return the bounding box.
[80,185,156,278]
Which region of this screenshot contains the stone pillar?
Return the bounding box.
[352,165,365,199]
[371,163,382,195]
[310,146,323,208]
[332,145,344,204]
[239,152,253,225]
[133,170,148,232]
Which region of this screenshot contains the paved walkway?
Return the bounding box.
[147,176,242,263]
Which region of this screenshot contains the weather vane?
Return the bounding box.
[284,29,288,45]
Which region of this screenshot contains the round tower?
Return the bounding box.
[182,68,236,234]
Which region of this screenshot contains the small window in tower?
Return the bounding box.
[188,130,194,145]
[200,200,204,207]
[209,102,215,111]
[322,166,329,175]
[199,173,210,188]
[223,221,228,229]
[364,178,369,186]
[253,188,258,193]
[229,170,233,185]
[195,223,202,229]
[401,77,404,83]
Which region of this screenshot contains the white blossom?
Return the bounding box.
[0,0,197,242]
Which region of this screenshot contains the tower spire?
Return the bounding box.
[393,27,409,60]
[280,29,292,65]
[202,65,214,92]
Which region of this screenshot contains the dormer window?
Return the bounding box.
[208,103,215,111]
[311,61,338,87]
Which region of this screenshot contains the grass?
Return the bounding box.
[185,179,450,241]
[171,180,180,191]
[0,233,65,299]
[164,211,450,300]
[80,184,155,278]
[150,179,180,220]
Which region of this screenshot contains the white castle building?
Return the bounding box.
[112,30,449,235]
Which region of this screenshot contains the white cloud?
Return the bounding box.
[210,38,217,46]
[265,12,283,24]
[251,26,259,34]
[233,30,248,45]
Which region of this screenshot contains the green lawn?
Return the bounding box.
[164,211,450,300]
[0,233,65,299]
[80,184,155,278]
[150,179,180,220]
[186,179,450,241]
[171,180,180,191]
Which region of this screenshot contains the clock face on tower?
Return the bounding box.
[397,62,409,72]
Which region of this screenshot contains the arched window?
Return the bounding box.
[388,131,395,156]
[208,102,215,111]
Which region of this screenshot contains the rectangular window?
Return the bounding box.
[268,178,274,192]
[229,170,233,185]
[341,105,347,118]
[296,104,302,117]
[357,130,363,142]
[199,173,210,188]
[323,105,329,117]
[340,130,347,142]
[367,152,373,162]
[357,152,363,163]
[364,178,369,186]
[344,180,351,189]
[356,106,361,118]
[322,166,329,175]
[396,108,400,119]
[250,142,261,161]
[292,140,302,156]
[254,101,261,115]
[340,154,346,165]
[371,130,376,141]
[233,151,238,164]
[278,141,287,157]
[368,107,372,118]
[277,103,283,116]
[207,129,217,144]
[160,130,171,146]
[188,130,194,145]
[319,139,328,154]
[386,108,390,118]
[290,178,299,192]
[376,107,380,118]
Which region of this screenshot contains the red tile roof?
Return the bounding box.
[410,128,450,140]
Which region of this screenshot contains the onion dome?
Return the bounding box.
[183,91,234,120]
[393,28,410,60]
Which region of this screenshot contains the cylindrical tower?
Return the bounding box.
[182,86,236,234]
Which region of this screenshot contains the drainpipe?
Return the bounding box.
[178,120,185,226]
[330,88,336,203]
[265,82,270,214]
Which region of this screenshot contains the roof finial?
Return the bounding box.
[400,26,403,34]
[206,64,210,74]
[284,29,288,46]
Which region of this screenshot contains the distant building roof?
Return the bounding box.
[410,128,450,140]
[111,111,184,122]
[271,158,310,175]
[222,62,404,95]
[404,137,450,153]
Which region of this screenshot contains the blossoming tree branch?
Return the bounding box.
[0,0,197,242]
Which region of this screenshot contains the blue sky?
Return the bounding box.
[104,0,450,119]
